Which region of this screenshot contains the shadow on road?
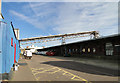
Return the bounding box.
[42,61,119,76]
[18,63,27,66]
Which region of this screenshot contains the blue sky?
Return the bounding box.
[2,1,118,47]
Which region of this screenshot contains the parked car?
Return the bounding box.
[35,52,41,55]
[36,51,47,55]
[46,51,56,56]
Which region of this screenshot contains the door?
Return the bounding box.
[106,43,113,55]
[14,43,16,63]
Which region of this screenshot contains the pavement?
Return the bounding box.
[10,54,119,82]
[10,58,36,81]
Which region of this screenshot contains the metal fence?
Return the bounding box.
[0,20,20,74]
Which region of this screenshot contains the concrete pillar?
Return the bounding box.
[14,29,19,40]
[61,37,65,45]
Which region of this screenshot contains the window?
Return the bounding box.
[82,48,85,52]
[76,49,78,52]
[93,48,96,53]
[106,43,113,55]
[80,47,82,53]
[114,45,120,55]
[69,49,71,53]
[72,49,74,52]
[88,48,90,52]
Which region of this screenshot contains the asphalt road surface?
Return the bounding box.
[24,54,119,82]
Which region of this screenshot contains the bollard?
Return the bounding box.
[13,63,18,71]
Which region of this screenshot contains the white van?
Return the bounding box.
[25,50,32,59]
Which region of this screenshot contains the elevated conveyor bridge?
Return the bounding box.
[19,31,99,45]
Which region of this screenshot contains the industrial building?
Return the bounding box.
[0,0,119,82]
[0,21,20,80]
[37,34,120,60]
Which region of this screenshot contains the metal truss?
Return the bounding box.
[19,31,99,45]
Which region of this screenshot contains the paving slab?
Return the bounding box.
[10,58,36,81]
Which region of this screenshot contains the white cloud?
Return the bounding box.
[3,0,119,2]
[10,2,118,39]
[28,2,57,17]
[53,2,118,36]
[28,2,48,17]
[9,10,46,29]
[7,2,118,47]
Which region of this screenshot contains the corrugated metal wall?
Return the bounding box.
[0,21,3,75]
[0,21,20,74]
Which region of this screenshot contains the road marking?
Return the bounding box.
[56,67,87,81]
[31,67,89,82]
[31,68,45,74]
[31,68,44,71]
[32,67,58,75]
[49,68,62,74]
[36,77,40,81]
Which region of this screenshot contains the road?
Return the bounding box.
[23,54,118,82]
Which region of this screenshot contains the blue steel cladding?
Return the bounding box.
[0,22,3,74]
[0,21,20,74]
